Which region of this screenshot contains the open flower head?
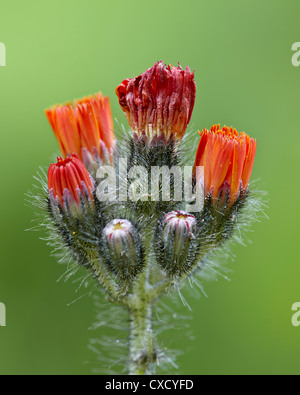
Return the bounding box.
[116,61,196,145]
[193,125,257,202]
[45,93,115,170]
[48,154,94,212]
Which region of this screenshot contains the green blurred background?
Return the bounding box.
[0,0,299,375]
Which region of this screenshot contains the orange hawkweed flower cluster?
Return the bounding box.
[45,62,257,211]
[41,62,261,377]
[193,125,257,200]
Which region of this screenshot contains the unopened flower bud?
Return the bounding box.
[48,154,95,216]
[102,219,143,283]
[156,211,197,277]
[47,155,98,264]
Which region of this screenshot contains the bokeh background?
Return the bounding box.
[0,0,299,375]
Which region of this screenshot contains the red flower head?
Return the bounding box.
[45,93,115,170]
[116,61,196,145]
[193,125,257,202]
[48,154,94,211]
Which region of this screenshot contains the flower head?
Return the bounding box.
[193,125,257,201]
[103,219,134,245]
[156,211,197,277]
[116,61,196,145]
[45,93,115,170]
[102,219,143,281]
[164,211,197,237]
[48,154,94,210]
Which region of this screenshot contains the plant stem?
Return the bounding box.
[128,268,156,375]
[129,301,155,374]
[149,278,172,300]
[91,258,120,300]
[128,218,160,374]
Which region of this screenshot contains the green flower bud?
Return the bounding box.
[102,219,143,283]
[156,211,197,278]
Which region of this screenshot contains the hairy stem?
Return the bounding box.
[91,257,124,303]
[149,278,172,300]
[128,264,156,374]
[129,301,155,374]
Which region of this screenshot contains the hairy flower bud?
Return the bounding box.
[102,219,144,283]
[47,155,98,265]
[156,211,197,277]
[45,93,115,172]
[193,125,257,204]
[116,61,196,145]
[48,154,94,215]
